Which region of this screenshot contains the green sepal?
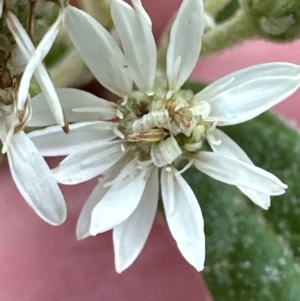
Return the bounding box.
[216,0,240,23]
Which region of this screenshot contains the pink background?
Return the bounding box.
[1,0,300,300]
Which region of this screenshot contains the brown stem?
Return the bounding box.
[27,0,36,45]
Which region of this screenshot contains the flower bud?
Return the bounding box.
[240,0,300,41]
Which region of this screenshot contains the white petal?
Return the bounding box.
[76,181,110,240]
[34,66,66,126]
[204,11,216,30]
[29,88,118,127]
[161,166,205,271]
[196,63,300,126]
[7,132,66,225]
[131,0,152,28]
[17,12,62,110]
[111,0,156,92]
[207,129,270,209]
[90,159,151,234]
[207,128,252,162]
[5,10,65,126]
[167,0,204,93]
[113,167,159,273]
[76,158,127,240]
[53,140,126,184]
[193,151,287,195]
[29,121,116,156]
[238,186,270,209]
[0,119,6,142]
[0,115,12,153]
[64,6,132,97]
[0,0,3,18]
[4,11,34,57]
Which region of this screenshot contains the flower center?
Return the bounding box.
[117,89,213,167]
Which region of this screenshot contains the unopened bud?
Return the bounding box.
[239,0,300,41]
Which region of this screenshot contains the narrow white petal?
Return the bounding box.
[76,159,127,240]
[4,10,34,55]
[65,6,132,97]
[207,128,253,163]
[29,88,117,127]
[195,63,300,126]
[29,121,116,156]
[204,11,216,30]
[0,119,6,141]
[193,152,287,195]
[238,186,270,209]
[0,0,3,18]
[76,181,110,240]
[161,166,205,271]
[5,10,65,126]
[131,0,152,28]
[167,0,204,93]
[0,115,12,153]
[113,167,159,273]
[208,129,271,209]
[53,140,126,184]
[76,162,124,239]
[34,65,65,126]
[90,159,151,234]
[111,0,156,92]
[7,132,66,225]
[73,106,118,115]
[17,12,62,110]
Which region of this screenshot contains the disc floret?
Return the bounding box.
[117,88,213,168]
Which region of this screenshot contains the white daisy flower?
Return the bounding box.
[29,0,300,272]
[0,5,67,225]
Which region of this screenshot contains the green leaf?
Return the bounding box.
[182,81,208,93]
[44,42,69,67]
[182,82,300,300]
[223,113,300,262]
[215,0,240,23]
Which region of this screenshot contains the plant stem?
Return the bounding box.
[200,10,257,58]
[204,0,232,16]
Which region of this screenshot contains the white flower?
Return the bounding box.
[29,0,300,272]
[0,5,67,225]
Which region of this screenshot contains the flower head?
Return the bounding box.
[30,0,300,271]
